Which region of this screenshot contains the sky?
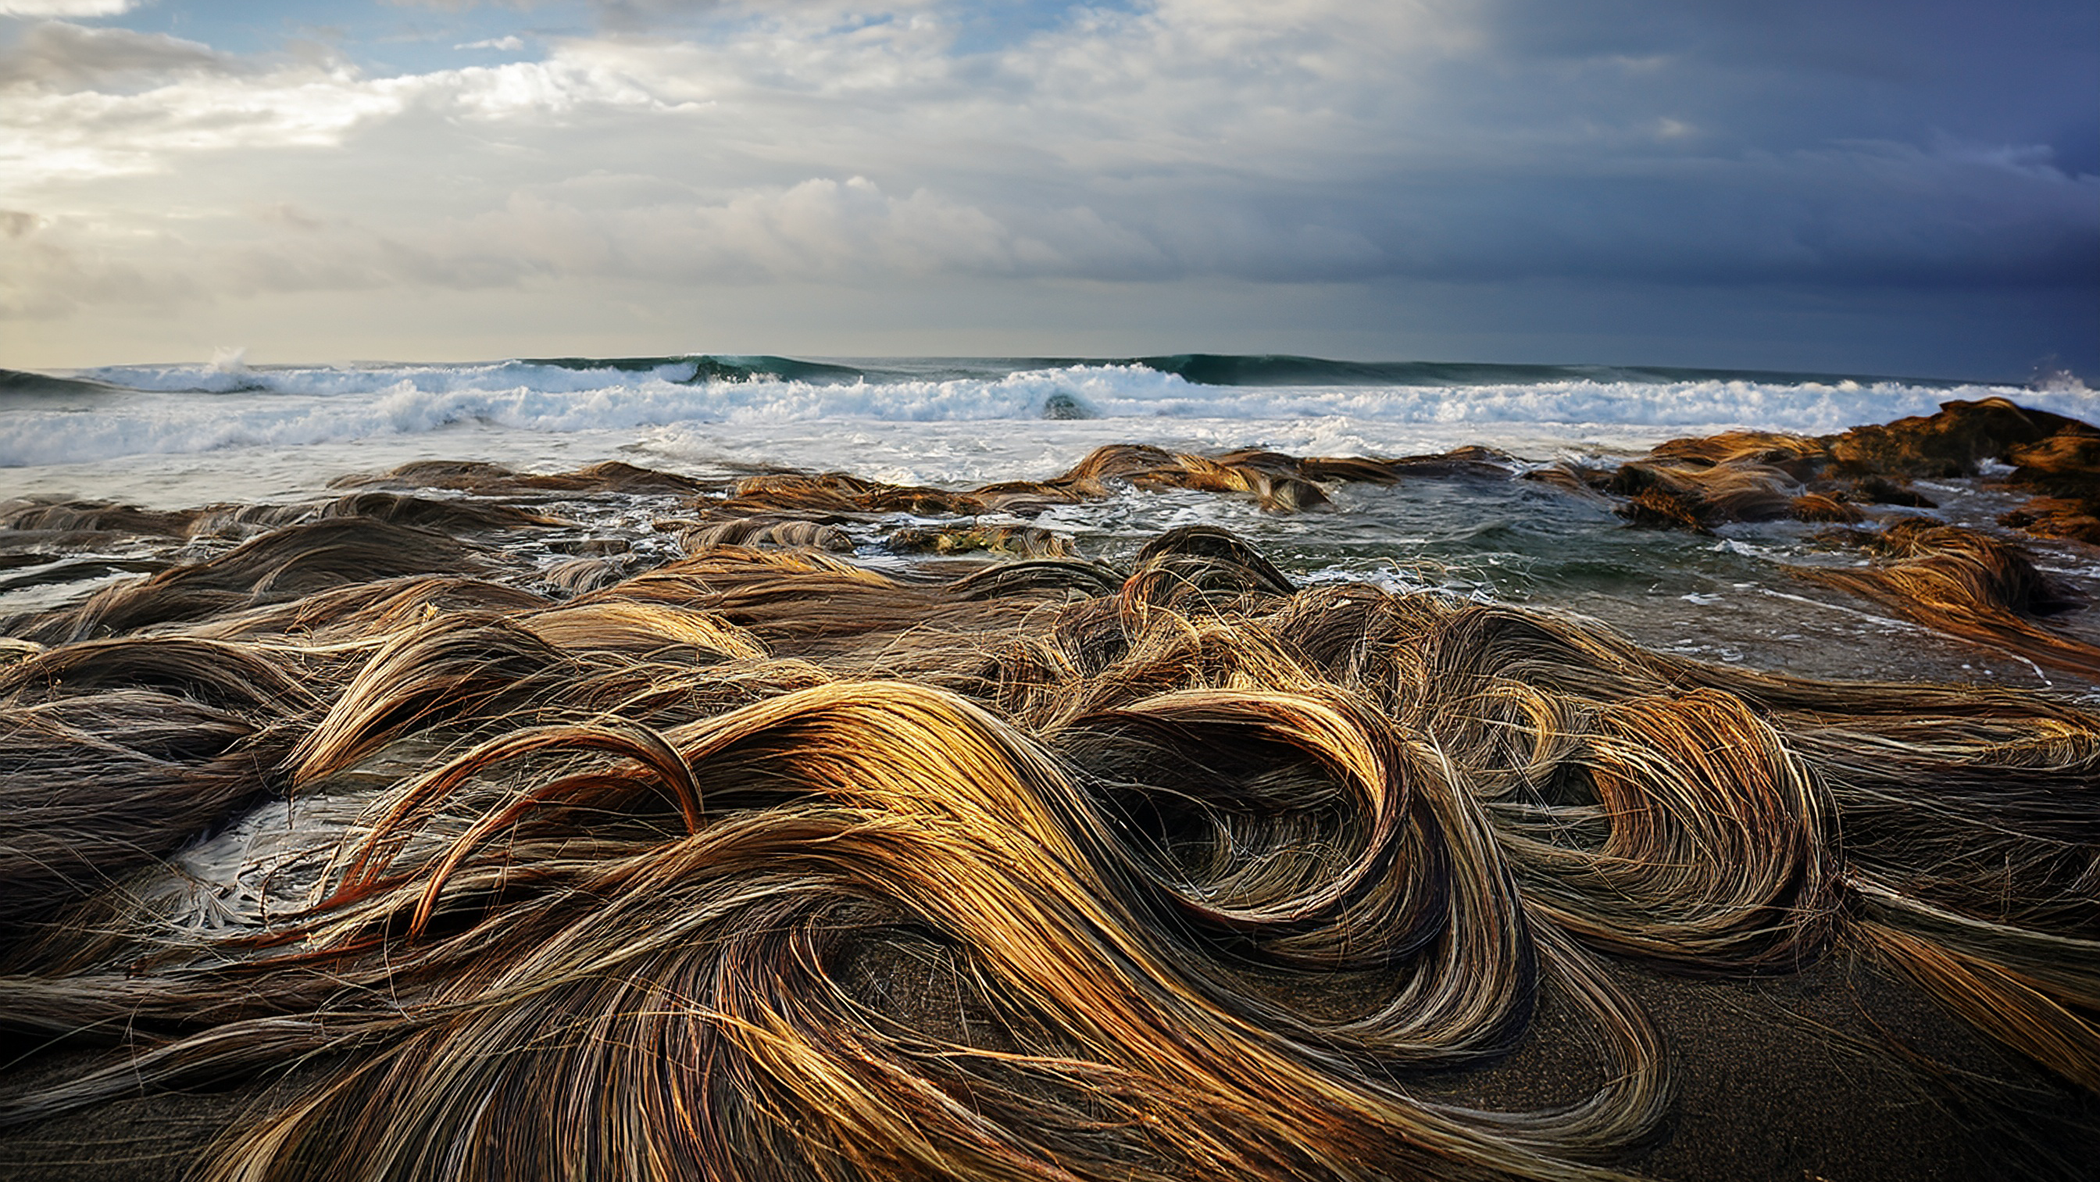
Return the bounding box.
[0,0,2094,378]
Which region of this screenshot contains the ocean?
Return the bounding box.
[6,355,2090,496]
[5,353,2098,690]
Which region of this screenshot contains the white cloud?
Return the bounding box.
[1,0,2093,366]
[0,35,710,189]
[0,0,137,17]
[0,67,415,184]
[444,176,1023,281]
[0,21,229,87]
[0,1,1567,207]
[0,209,194,318]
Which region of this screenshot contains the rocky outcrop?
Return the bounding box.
[1828,397,2084,478]
[1609,397,2099,543]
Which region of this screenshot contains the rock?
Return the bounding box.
[1789,493,1864,524]
[682,515,855,553]
[1827,396,2082,478]
[1998,497,2100,546]
[1843,475,1937,509]
[888,524,1072,558]
[1609,458,1800,528]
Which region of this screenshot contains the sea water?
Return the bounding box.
[4,354,2098,692]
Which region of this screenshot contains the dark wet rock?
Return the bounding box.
[317,491,569,531]
[1135,453,1329,512]
[681,515,855,553]
[1609,457,1801,530]
[717,472,988,517]
[0,557,170,595]
[1827,396,2084,479]
[1845,474,1938,508]
[1996,427,2100,544]
[1788,492,1864,524]
[547,536,631,556]
[888,524,1072,558]
[1999,497,2100,546]
[333,459,715,495]
[0,499,197,537]
[1040,390,1095,419]
[1322,445,1517,482]
[328,459,524,491]
[489,444,1536,526]
[708,445,1360,517]
[188,492,570,538]
[2004,424,2100,493]
[1649,430,1829,482]
[1590,400,2098,543]
[1520,462,1614,497]
[1618,487,1712,531]
[540,555,648,597]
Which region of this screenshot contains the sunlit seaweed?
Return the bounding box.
[1,504,2095,1181]
[5,518,516,646]
[1797,518,2100,680]
[1616,397,2098,540]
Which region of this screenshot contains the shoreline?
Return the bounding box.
[2,397,2097,1180]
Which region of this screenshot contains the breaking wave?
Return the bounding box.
[3,355,2094,469]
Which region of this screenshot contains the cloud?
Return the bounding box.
[0,21,231,89]
[1412,152,2098,288]
[0,31,713,187]
[442,176,1023,281]
[2,0,2094,337]
[0,209,194,318]
[0,65,410,184]
[0,0,138,17]
[238,178,1028,294]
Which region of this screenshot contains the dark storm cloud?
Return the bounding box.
[1302,0,2100,287]
[1502,0,2100,171]
[1170,143,2099,288]
[3,1,2092,372]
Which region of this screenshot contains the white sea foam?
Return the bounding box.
[11,361,2085,465]
[4,359,2092,507]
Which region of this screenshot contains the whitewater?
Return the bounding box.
[6,352,2098,694]
[4,354,2094,510]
